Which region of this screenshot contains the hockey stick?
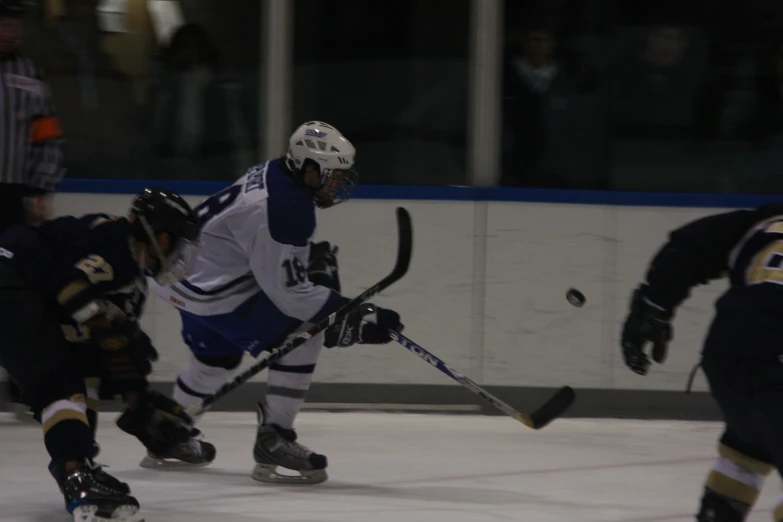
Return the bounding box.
[390,331,575,429]
[184,207,413,418]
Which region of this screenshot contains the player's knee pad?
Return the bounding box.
[175,354,238,403]
[700,443,773,520]
[194,352,243,371]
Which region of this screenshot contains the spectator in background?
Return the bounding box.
[22,0,142,179]
[501,12,608,189]
[56,0,100,110]
[149,23,250,181]
[0,0,65,420]
[750,36,783,144]
[610,24,702,137]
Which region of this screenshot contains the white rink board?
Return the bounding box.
[53,193,741,391]
[0,412,779,521]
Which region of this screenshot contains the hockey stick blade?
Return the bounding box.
[390,330,575,430]
[525,385,576,429]
[185,207,413,417]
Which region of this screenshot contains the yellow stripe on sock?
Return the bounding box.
[718,444,773,475]
[42,409,89,434]
[706,470,760,506]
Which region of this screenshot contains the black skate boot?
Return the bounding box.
[252,402,327,485]
[139,429,216,470]
[50,459,131,502]
[57,463,142,522]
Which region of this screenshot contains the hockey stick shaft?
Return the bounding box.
[185,207,413,418]
[389,331,575,429]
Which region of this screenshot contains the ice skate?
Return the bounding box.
[139,431,216,469]
[252,402,327,485]
[58,464,143,522]
[50,459,131,499]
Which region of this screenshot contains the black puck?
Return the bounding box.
[566,288,585,307]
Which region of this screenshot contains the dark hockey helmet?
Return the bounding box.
[0,0,25,18]
[285,121,358,209]
[129,187,200,285]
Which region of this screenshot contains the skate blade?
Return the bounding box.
[252,463,327,485]
[139,454,212,470]
[72,503,145,522]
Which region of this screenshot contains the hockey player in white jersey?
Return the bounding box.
[148,121,403,484]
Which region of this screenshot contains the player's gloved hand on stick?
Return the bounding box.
[324,303,403,348]
[308,241,340,292]
[116,388,197,455]
[621,285,672,376]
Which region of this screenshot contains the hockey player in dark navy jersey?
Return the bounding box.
[620,203,783,522]
[0,187,203,522]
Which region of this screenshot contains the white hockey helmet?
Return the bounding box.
[285,121,358,208]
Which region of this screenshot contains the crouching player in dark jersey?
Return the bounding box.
[620,203,783,522]
[0,188,202,522]
[67,278,215,469]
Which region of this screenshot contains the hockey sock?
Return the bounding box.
[41,394,94,462]
[264,334,323,430]
[173,354,235,424]
[697,444,772,521]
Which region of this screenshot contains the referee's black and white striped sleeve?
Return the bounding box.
[0,55,65,189]
[25,64,65,192]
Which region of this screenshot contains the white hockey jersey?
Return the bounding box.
[150,159,345,323]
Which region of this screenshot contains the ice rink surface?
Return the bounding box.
[0,411,780,522]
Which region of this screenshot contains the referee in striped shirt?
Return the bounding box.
[0,0,65,415]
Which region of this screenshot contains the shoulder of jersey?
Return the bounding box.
[265,158,316,246]
[240,162,272,205]
[240,158,309,210]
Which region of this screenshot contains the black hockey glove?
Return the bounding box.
[324,303,404,348]
[116,389,198,455]
[621,285,673,376]
[90,321,159,394]
[308,241,340,292]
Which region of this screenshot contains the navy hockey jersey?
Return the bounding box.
[0,214,145,326]
[642,203,783,359]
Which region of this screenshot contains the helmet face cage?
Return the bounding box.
[131,188,200,285]
[313,166,358,209]
[286,121,359,208]
[138,215,198,285]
